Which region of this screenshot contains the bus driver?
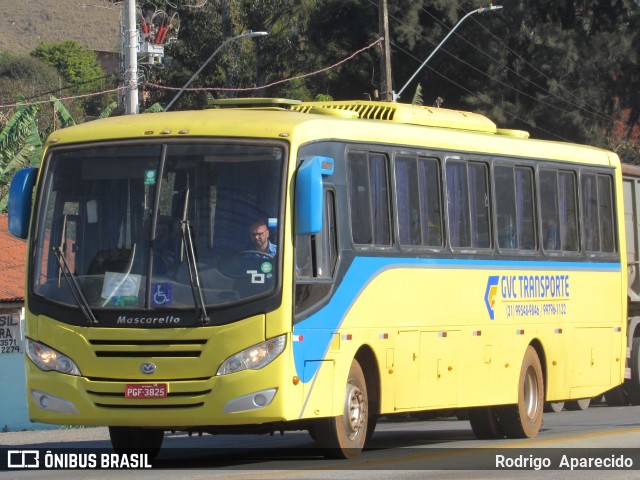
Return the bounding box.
[249,219,277,256]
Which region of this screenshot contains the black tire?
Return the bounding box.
[365,413,378,442]
[565,398,590,411]
[498,346,544,438]
[315,359,368,459]
[468,407,504,439]
[604,386,629,406]
[108,426,164,461]
[544,401,565,413]
[627,337,640,405]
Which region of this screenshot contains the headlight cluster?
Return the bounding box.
[26,338,81,376]
[217,334,286,375]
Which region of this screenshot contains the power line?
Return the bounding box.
[373,0,618,131]
[22,74,118,102]
[389,40,572,142]
[456,1,616,123]
[0,38,383,110]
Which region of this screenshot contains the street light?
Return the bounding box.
[164,31,269,112]
[393,5,503,102]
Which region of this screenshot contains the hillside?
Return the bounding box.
[0,0,120,55]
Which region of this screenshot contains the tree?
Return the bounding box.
[31,40,110,121]
[0,101,41,211]
[389,0,640,150]
[31,40,104,89]
[0,52,59,132]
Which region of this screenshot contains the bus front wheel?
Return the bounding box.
[108,426,164,461]
[498,346,544,438]
[315,359,368,459]
[468,406,504,439]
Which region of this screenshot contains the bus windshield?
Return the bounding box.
[32,142,284,316]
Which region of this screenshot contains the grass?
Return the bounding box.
[0,0,120,55]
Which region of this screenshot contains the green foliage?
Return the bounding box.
[0,95,122,213]
[0,101,41,211]
[50,96,76,129]
[97,101,119,119]
[31,40,104,89]
[411,84,423,106]
[143,102,164,114]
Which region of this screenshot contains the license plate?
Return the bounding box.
[124,383,168,399]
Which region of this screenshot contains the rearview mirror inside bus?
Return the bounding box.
[8,167,38,239]
[295,156,334,235]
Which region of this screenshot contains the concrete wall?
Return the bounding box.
[0,308,55,431]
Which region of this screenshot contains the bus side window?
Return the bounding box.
[582,173,616,253]
[446,160,490,249]
[347,151,391,246]
[494,165,536,250]
[395,155,443,248]
[540,169,560,251]
[295,190,337,314]
[540,169,578,252]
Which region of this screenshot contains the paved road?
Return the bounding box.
[2,405,640,479]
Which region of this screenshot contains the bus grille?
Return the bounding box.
[85,384,213,409]
[89,339,207,358]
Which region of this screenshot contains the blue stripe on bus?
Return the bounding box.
[292,256,621,382]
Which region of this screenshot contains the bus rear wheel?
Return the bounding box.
[627,337,640,405]
[108,426,164,461]
[315,359,368,459]
[498,346,544,438]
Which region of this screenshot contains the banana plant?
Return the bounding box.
[0,98,170,212]
[0,102,41,211]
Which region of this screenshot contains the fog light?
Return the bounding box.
[31,390,79,415]
[224,388,277,414]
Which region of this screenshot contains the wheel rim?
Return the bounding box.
[343,380,366,440]
[523,365,540,419]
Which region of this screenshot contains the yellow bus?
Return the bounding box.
[8,99,627,458]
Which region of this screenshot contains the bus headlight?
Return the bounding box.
[217,334,286,376]
[26,339,81,376]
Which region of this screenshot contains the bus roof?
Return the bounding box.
[45,100,617,167]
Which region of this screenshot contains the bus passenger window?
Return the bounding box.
[494,165,536,250]
[347,151,391,246]
[540,170,560,251]
[395,155,442,247]
[582,173,616,253]
[446,160,490,249]
[598,175,616,252]
[540,169,578,252]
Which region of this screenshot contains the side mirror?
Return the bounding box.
[8,167,38,239]
[295,156,334,235]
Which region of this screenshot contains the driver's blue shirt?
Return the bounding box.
[264,240,277,256]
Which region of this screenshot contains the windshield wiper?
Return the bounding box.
[181,220,210,326]
[179,189,209,326]
[52,246,98,325]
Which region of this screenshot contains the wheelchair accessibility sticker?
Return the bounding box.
[152,283,173,306]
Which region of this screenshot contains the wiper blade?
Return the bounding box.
[180,219,210,326]
[52,246,98,325]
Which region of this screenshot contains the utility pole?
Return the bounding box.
[123,0,139,114]
[379,0,393,101]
